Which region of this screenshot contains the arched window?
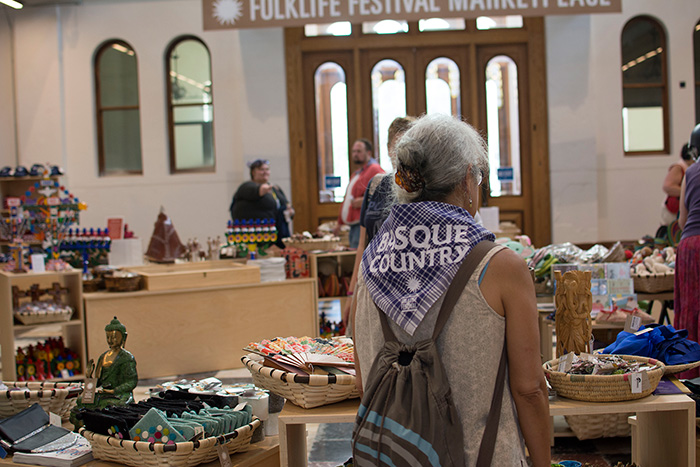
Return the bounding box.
[314,62,349,203]
[371,59,406,173]
[621,16,668,155]
[94,40,142,176]
[166,36,215,173]
[425,57,461,117]
[485,55,521,197]
[694,19,700,123]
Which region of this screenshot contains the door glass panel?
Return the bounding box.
[371,60,406,173]
[363,20,408,34]
[425,57,461,117]
[315,62,349,203]
[485,55,521,197]
[419,18,465,32]
[476,16,523,30]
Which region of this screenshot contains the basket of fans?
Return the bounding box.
[242,336,358,409]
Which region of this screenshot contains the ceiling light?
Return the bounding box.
[0,0,23,9]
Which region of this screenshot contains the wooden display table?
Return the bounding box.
[278,399,358,467]
[277,394,695,467]
[551,394,695,466]
[0,436,280,467]
[83,279,317,379]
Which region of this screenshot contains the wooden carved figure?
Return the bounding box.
[554,270,593,357]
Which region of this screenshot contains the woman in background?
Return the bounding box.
[661,143,695,226]
[230,159,294,246]
[675,123,700,379]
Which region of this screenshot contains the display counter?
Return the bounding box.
[83,279,318,379]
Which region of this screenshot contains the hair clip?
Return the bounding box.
[395,165,425,193]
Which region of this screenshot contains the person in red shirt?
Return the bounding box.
[333,139,384,248]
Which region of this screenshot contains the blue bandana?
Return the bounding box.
[361,201,495,336]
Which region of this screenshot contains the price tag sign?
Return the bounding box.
[47,197,60,206]
[624,315,642,333]
[234,402,247,412]
[558,352,575,372]
[82,378,98,404]
[217,443,233,467]
[629,372,650,394]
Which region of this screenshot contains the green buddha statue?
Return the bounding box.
[71,317,138,427]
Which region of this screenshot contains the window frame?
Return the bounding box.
[620,15,669,156]
[165,35,216,174]
[94,39,143,176]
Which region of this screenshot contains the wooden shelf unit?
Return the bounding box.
[0,269,86,381]
[310,250,356,334]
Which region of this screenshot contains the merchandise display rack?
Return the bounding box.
[0,269,86,381]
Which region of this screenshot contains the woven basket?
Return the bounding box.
[104,275,142,292]
[543,355,664,402]
[564,413,632,440]
[663,360,700,375]
[281,238,341,252]
[79,418,259,467]
[0,381,82,420]
[632,272,674,293]
[14,308,73,325]
[242,354,359,409]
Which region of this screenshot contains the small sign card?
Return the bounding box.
[82,378,98,404]
[629,372,650,394]
[217,444,233,467]
[558,352,575,373]
[624,314,643,333]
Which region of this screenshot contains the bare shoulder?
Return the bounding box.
[487,246,531,279]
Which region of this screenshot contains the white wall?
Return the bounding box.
[0,0,290,246]
[547,0,700,244]
[1,0,699,247]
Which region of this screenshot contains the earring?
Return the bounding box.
[469,198,473,208]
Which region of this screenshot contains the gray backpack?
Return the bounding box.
[352,240,506,466]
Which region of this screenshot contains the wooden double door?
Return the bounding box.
[285,19,551,246]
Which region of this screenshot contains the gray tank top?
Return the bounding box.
[354,245,527,466]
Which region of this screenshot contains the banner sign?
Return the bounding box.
[203,0,621,30]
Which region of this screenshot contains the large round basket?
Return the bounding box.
[663,360,700,376]
[242,354,359,409]
[0,381,82,420]
[79,418,259,467]
[543,355,664,402]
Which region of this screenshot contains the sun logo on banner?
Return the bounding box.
[213,0,243,25]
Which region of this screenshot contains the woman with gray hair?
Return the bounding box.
[351,114,550,466]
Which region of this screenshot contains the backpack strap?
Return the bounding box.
[432,240,497,340]
[475,340,507,467]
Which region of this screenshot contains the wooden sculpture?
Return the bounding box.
[554,270,593,357]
